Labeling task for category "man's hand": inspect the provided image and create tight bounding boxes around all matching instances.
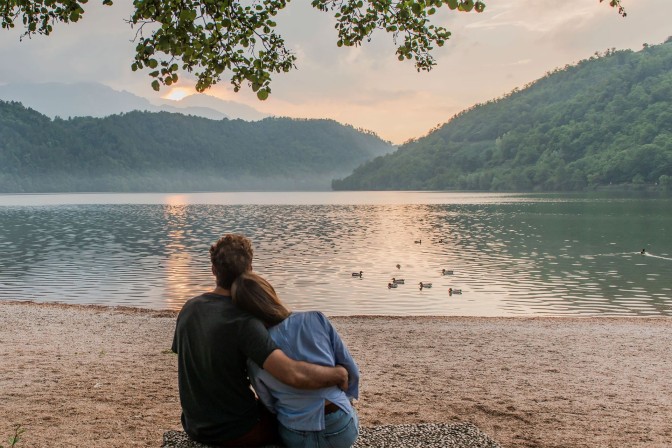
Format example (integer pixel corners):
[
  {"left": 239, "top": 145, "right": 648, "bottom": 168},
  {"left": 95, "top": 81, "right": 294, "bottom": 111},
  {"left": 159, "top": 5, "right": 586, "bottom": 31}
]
[{"left": 335, "top": 365, "right": 349, "bottom": 391}]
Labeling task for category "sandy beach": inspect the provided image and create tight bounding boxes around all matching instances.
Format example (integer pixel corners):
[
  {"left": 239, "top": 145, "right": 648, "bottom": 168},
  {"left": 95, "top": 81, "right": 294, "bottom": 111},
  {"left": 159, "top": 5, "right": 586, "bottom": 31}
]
[{"left": 1, "top": 300, "right": 670, "bottom": 448}]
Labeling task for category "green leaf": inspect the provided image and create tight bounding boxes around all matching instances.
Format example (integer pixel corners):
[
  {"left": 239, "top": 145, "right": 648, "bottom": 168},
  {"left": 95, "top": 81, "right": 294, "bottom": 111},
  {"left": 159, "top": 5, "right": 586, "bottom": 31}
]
[
  {"left": 256, "top": 89, "right": 269, "bottom": 100},
  {"left": 179, "top": 10, "right": 193, "bottom": 22},
  {"left": 151, "top": 80, "right": 160, "bottom": 91}
]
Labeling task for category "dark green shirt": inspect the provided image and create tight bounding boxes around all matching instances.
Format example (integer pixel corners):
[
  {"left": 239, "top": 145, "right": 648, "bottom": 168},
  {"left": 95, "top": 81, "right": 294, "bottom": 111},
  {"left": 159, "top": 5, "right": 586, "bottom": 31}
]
[{"left": 171, "top": 293, "right": 277, "bottom": 443}]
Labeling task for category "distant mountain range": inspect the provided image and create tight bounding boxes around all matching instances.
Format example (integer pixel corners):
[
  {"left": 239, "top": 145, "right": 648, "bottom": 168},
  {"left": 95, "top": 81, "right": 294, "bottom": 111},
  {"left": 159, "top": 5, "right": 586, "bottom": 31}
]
[
  {"left": 0, "top": 82, "right": 268, "bottom": 121},
  {"left": 0, "top": 101, "right": 394, "bottom": 192}
]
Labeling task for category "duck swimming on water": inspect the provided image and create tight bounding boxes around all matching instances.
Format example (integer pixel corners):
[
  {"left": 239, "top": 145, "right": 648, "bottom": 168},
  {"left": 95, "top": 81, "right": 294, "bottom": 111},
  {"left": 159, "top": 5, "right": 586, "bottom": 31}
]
[
  {"left": 442, "top": 269, "right": 454, "bottom": 275},
  {"left": 449, "top": 288, "right": 462, "bottom": 295},
  {"left": 419, "top": 282, "right": 432, "bottom": 290},
  {"left": 391, "top": 278, "right": 405, "bottom": 284},
  {"left": 388, "top": 282, "right": 398, "bottom": 289},
  {"left": 640, "top": 248, "right": 646, "bottom": 255},
  {"left": 352, "top": 271, "right": 363, "bottom": 277}
]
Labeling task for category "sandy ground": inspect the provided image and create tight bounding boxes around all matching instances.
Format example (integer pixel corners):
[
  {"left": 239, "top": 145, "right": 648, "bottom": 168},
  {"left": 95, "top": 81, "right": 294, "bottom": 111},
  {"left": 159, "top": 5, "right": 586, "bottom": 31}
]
[{"left": 1, "top": 301, "right": 671, "bottom": 448}]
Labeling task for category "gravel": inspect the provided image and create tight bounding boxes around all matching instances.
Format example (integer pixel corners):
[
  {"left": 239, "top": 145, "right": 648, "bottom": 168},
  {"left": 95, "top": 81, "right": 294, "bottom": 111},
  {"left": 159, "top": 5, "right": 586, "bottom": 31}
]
[{"left": 162, "top": 422, "right": 502, "bottom": 448}]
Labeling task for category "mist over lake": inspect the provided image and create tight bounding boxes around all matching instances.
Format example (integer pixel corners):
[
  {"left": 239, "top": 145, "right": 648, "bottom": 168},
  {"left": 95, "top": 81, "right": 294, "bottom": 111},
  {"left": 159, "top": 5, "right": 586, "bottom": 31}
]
[{"left": 1, "top": 191, "right": 670, "bottom": 316}]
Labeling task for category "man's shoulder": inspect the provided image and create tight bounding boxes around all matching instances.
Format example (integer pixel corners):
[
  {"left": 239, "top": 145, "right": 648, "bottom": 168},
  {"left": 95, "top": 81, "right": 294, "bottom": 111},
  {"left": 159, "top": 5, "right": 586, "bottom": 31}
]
[
  {"left": 181, "top": 293, "right": 233, "bottom": 310},
  {"left": 177, "top": 294, "right": 262, "bottom": 339},
  {"left": 177, "top": 293, "right": 241, "bottom": 323},
  {"left": 181, "top": 294, "right": 204, "bottom": 308}
]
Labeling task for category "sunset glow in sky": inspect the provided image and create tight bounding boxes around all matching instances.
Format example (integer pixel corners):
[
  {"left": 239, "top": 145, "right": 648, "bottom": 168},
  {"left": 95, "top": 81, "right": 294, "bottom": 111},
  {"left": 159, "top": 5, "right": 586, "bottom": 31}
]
[
  {"left": 162, "top": 87, "right": 193, "bottom": 102},
  {"left": 1, "top": 0, "right": 671, "bottom": 144}
]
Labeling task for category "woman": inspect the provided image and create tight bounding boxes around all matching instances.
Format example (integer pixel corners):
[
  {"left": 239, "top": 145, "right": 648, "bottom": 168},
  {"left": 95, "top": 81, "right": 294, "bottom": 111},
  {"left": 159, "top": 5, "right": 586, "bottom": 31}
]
[{"left": 231, "top": 272, "right": 360, "bottom": 448}]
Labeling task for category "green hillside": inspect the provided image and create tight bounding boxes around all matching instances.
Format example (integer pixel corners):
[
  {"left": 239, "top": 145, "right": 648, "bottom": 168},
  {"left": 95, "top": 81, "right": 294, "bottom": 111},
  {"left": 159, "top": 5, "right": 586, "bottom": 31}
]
[
  {"left": 0, "top": 105, "right": 393, "bottom": 192},
  {"left": 333, "top": 38, "right": 672, "bottom": 192}
]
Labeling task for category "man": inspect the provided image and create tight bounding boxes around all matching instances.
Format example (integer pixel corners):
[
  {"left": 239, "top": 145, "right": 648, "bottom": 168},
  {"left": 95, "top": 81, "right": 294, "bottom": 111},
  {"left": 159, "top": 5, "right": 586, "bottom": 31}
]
[{"left": 172, "top": 234, "right": 347, "bottom": 446}]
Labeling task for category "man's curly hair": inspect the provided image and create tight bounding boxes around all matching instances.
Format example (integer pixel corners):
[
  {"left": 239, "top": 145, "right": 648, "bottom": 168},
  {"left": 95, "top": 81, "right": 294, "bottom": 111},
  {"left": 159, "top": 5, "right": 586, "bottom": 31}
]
[{"left": 210, "top": 234, "right": 254, "bottom": 289}]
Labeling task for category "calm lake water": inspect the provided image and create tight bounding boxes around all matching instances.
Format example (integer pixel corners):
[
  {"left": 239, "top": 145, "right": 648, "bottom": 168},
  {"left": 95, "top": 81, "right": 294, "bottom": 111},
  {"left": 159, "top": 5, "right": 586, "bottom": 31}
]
[{"left": 1, "top": 191, "right": 670, "bottom": 316}]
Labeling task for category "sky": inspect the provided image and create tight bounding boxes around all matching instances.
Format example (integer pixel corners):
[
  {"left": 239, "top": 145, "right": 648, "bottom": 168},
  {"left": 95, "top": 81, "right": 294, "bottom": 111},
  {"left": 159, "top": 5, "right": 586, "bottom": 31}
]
[{"left": 1, "top": 0, "right": 671, "bottom": 144}]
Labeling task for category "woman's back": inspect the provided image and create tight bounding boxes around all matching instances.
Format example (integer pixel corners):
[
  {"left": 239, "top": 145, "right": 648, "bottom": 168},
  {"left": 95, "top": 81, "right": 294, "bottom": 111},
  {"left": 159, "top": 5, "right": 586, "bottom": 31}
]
[
  {"left": 232, "top": 272, "right": 360, "bottom": 447},
  {"left": 247, "top": 311, "right": 359, "bottom": 432}
]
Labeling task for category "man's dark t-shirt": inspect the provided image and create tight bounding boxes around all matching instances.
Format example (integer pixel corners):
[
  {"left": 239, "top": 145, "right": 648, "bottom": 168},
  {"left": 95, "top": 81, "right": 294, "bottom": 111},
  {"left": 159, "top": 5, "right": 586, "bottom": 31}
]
[{"left": 171, "top": 293, "right": 277, "bottom": 444}]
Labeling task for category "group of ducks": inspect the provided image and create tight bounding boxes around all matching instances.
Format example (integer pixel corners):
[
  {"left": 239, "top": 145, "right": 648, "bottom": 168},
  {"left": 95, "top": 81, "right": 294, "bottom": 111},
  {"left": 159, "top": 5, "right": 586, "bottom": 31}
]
[{"left": 352, "top": 264, "right": 462, "bottom": 295}]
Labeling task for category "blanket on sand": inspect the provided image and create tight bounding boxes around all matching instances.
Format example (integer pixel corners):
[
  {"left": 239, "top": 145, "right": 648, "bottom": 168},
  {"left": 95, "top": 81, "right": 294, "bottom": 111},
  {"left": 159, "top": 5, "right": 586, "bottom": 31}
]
[{"left": 162, "top": 422, "right": 502, "bottom": 448}]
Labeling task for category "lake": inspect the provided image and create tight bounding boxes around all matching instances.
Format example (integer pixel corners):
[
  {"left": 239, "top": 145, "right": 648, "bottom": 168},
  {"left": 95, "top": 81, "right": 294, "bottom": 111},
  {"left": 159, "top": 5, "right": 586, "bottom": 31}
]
[{"left": 1, "top": 191, "right": 670, "bottom": 316}]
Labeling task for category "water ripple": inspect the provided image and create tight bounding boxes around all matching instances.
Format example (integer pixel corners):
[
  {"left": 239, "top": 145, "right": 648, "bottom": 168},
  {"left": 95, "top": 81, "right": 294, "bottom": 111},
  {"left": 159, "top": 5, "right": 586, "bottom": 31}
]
[{"left": 1, "top": 194, "right": 671, "bottom": 316}]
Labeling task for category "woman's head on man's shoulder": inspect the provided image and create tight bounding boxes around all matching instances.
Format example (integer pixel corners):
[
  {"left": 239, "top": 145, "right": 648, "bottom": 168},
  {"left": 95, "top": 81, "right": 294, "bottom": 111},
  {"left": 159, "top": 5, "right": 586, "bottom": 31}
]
[{"left": 232, "top": 271, "right": 291, "bottom": 326}]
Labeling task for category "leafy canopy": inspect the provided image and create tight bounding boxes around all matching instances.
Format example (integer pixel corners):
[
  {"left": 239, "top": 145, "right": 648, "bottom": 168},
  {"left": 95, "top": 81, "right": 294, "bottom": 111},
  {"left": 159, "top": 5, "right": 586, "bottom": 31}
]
[{"left": 1, "top": 0, "right": 625, "bottom": 100}]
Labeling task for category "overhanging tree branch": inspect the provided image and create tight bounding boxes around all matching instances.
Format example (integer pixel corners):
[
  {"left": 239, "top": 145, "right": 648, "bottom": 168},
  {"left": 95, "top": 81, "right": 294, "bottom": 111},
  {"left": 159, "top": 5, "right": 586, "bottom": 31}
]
[{"left": 0, "top": 0, "right": 627, "bottom": 99}]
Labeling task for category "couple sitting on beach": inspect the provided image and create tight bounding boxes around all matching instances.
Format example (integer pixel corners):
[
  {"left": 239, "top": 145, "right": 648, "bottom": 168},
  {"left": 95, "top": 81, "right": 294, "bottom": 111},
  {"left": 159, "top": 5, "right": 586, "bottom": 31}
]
[{"left": 171, "top": 234, "right": 360, "bottom": 447}]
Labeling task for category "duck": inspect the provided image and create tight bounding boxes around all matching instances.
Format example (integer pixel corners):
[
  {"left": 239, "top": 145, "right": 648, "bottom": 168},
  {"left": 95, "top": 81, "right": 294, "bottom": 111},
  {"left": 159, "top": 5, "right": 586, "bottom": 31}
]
[
  {"left": 414, "top": 239, "right": 422, "bottom": 244},
  {"left": 396, "top": 264, "right": 401, "bottom": 270},
  {"left": 388, "top": 282, "right": 398, "bottom": 289},
  {"left": 419, "top": 282, "right": 432, "bottom": 290},
  {"left": 438, "top": 239, "right": 444, "bottom": 243},
  {"left": 640, "top": 248, "right": 646, "bottom": 255},
  {"left": 442, "top": 269, "right": 454, "bottom": 275},
  {"left": 352, "top": 271, "right": 363, "bottom": 277},
  {"left": 391, "top": 277, "right": 405, "bottom": 284},
  {"left": 448, "top": 288, "right": 462, "bottom": 295}
]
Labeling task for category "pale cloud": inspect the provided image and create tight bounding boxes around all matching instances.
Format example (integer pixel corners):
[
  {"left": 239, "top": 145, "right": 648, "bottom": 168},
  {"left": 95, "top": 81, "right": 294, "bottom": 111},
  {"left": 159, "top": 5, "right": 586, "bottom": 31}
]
[{"left": 507, "top": 59, "right": 532, "bottom": 67}]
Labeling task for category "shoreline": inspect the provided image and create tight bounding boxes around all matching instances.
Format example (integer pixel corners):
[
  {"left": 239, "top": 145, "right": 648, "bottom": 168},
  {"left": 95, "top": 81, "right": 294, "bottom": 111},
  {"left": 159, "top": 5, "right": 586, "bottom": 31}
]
[
  {"left": 2, "top": 300, "right": 671, "bottom": 447},
  {"left": 4, "top": 298, "right": 672, "bottom": 320}
]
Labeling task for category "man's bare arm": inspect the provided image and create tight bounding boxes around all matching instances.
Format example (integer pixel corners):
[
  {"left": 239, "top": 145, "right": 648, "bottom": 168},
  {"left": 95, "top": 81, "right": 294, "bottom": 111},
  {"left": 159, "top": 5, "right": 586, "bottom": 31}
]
[{"left": 263, "top": 349, "right": 348, "bottom": 390}]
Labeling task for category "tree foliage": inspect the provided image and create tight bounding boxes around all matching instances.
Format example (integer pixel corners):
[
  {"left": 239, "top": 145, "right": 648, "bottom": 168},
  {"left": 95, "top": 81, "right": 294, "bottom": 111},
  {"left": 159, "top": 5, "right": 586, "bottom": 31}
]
[
  {"left": 0, "top": 0, "right": 624, "bottom": 98},
  {"left": 332, "top": 39, "right": 672, "bottom": 192}
]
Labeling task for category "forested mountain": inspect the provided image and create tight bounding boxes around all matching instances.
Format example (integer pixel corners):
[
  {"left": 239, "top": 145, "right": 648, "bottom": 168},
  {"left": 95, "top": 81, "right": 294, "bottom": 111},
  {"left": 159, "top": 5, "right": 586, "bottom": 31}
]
[
  {"left": 333, "top": 38, "right": 672, "bottom": 192},
  {"left": 0, "top": 104, "right": 393, "bottom": 192}
]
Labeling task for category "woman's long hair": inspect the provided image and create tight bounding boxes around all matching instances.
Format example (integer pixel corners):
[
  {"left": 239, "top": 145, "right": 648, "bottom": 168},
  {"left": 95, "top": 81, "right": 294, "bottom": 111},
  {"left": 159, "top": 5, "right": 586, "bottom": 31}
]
[{"left": 232, "top": 272, "right": 291, "bottom": 326}]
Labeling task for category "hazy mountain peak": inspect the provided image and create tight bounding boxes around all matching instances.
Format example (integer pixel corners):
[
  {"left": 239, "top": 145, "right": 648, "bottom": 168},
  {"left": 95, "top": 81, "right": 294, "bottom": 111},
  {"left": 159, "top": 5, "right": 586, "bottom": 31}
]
[
  {"left": 0, "top": 82, "right": 267, "bottom": 122},
  {"left": 0, "top": 82, "right": 154, "bottom": 118},
  {"left": 156, "top": 92, "right": 268, "bottom": 121}
]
